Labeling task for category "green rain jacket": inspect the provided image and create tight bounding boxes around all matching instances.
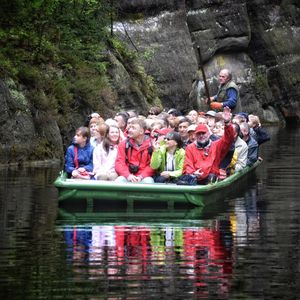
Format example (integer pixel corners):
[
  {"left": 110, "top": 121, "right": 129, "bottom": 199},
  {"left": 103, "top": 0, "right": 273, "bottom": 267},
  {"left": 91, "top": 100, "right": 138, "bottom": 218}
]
[{"left": 150, "top": 145, "right": 185, "bottom": 178}]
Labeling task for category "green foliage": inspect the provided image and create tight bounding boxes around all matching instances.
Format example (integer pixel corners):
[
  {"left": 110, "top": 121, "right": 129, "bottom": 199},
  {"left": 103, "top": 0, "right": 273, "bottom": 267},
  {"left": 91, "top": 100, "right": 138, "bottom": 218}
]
[
  {"left": 17, "top": 64, "right": 42, "bottom": 87},
  {"left": 30, "top": 138, "right": 59, "bottom": 160},
  {"left": 107, "top": 38, "right": 160, "bottom": 105},
  {"left": 0, "top": 53, "right": 18, "bottom": 77},
  {"left": 141, "top": 48, "right": 155, "bottom": 61},
  {"left": 0, "top": 0, "right": 113, "bottom": 111},
  {"left": 0, "top": 0, "right": 160, "bottom": 114},
  {"left": 0, "top": 0, "right": 161, "bottom": 161},
  {"left": 0, "top": 0, "right": 112, "bottom": 64},
  {"left": 134, "top": 64, "right": 160, "bottom": 104}
]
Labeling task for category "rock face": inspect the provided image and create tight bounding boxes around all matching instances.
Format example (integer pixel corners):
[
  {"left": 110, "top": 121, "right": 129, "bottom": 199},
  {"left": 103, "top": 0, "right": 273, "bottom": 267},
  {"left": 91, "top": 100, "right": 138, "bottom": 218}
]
[
  {"left": 0, "top": 0, "right": 299, "bottom": 164},
  {"left": 114, "top": 7, "right": 197, "bottom": 111},
  {"left": 246, "top": 0, "right": 300, "bottom": 120},
  {"left": 187, "top": 0, "right": 251, "bottom": 61},
  {"left": 115, "top": 0, "right": 300, "bottom": 120},
  {"left": 0, "top": 79, "right": 63, "bottom": 164}
]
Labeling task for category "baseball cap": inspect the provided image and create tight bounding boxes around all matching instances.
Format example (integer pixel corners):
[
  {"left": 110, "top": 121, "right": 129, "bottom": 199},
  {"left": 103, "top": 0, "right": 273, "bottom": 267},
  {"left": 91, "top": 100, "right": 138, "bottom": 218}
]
[
  {"left": 153, "top": 128, "right": 172, "bottom": 135},
  {"left": 195, "top": 124, "right": 209, "bottom": 134},
  {"left": 236, "top": 112, "right": 249, "bottom": 122},
  {"left": 187, "top": 124, "right": 197, "bottom": 132},
  {"left": 205, "top": 110, "right": 217, "bottom": 117}
]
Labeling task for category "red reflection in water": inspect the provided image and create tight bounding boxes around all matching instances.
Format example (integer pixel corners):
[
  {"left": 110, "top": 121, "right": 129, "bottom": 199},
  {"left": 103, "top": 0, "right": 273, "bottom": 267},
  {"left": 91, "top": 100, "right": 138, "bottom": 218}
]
[
  {"left": 64, "top": 221, "right": 233, "bottom": 296},
  {"left": 182, "top": 226, "right": 232, "bottom": 297}
]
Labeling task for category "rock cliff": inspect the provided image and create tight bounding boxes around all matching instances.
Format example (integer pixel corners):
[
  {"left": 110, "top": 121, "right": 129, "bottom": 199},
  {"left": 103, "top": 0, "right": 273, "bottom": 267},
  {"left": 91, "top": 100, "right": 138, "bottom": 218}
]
[
  {"left": 115, "top": 0, "right": 300, "bottom": 121},
  {"left": 1, "top": 0, "right": 299, "bottom": 164}
]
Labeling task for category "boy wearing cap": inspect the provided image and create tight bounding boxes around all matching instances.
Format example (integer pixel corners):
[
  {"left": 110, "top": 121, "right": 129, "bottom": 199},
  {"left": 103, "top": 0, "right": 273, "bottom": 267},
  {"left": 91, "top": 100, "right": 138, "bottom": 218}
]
[
  {"left": 178, "top": 107, "right": 235, "bottom": 185},
  {"left": 187, "top": 124, "right": 197, "bottom": 143}
]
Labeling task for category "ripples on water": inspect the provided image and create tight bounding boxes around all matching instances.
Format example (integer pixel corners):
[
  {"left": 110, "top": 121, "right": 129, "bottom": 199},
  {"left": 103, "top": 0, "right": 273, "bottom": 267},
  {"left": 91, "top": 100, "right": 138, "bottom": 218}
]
[{"left": 0, "top": 126, "right": 300, "bottom": 299}]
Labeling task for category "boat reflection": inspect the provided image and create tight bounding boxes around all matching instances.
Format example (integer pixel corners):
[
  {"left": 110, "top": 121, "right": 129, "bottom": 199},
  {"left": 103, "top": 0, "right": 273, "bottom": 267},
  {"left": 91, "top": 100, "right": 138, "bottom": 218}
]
[
  {"left": 230, "top": 186, "right": 262, "bottom": 246},
  {"left": 56, "top": 183, "right": 262, "bottom": 298},
  {"left": 56, "top": 186, "right": 234, "bottom": 226},
  {"left": 61, "top": 221, "right": 233, "bottom": 297}
]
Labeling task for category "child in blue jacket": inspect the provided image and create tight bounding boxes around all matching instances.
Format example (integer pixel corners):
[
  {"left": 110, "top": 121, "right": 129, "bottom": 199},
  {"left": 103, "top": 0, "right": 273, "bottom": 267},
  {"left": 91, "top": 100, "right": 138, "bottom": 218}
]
[{"left": 65, "top": 127, "right": 94, "bottom": 179}]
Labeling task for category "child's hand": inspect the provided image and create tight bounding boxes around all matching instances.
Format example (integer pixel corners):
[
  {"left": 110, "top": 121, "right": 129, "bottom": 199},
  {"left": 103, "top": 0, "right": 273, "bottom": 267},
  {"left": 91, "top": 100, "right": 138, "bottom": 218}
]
[{"left": 152, "top": 140, "right": 160, "bottom": 150}]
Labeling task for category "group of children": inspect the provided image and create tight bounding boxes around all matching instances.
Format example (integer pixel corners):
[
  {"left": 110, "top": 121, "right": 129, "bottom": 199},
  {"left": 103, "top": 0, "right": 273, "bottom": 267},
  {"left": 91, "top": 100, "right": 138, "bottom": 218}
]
[{"left": 64, "top": 106, "right": 270, "bottom": 184}]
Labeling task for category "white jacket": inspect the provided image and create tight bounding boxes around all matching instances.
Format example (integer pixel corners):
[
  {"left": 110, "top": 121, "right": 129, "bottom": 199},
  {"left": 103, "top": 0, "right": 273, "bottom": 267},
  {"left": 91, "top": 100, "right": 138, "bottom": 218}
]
[
  {"left": 234, "top": 136, "right": 248, "bottom": 171},
  {"left": 93, "top": 142, "right": 118, "bottom": 174}
]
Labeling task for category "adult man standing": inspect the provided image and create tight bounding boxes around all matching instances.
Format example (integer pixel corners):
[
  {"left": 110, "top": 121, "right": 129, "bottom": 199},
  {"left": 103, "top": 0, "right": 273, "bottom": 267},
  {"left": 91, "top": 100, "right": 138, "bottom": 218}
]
[
  {"left": 178, "top": 107, "right": 235, "bottom": 185},
  {"left": 115, "top": 118, "right": 154, "bottom": 183},
  {"left": 209, "top": 69, "right": 241, "bottom": 112}
]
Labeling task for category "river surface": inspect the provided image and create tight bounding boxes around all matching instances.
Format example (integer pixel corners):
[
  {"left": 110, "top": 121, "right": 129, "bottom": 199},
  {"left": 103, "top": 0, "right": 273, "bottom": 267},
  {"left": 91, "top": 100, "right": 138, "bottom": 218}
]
[{"left": 0, "top": 125, "right": 300, "bottom": 299}]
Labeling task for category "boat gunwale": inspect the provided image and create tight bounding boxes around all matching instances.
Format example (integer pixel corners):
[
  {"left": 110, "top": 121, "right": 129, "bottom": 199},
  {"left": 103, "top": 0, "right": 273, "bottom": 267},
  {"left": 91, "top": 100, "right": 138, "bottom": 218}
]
[{"left": 54, "top": 159, "right": 262, "bottom": 195}]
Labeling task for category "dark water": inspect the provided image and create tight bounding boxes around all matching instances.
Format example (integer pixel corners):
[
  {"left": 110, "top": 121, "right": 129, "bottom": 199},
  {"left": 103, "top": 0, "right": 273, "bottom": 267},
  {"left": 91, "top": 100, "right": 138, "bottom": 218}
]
[{"left": 1, "top": 125, "right": 300, "bottom": 299}]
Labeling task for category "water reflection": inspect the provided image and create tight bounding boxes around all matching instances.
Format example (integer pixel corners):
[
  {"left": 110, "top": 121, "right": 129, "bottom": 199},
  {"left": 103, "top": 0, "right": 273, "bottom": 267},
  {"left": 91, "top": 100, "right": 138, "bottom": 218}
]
[
  {"left": 231, "top": 187, "right": 261, "bottom": 246},
  {"left": 60, "top": 221, "right": 234, "bottom": 298},
  {"left": 1, "top": 126, "right": 300, "bottom": 299},
  {"left": 0, "top": 160, "right": 265, "bottom": 299}
]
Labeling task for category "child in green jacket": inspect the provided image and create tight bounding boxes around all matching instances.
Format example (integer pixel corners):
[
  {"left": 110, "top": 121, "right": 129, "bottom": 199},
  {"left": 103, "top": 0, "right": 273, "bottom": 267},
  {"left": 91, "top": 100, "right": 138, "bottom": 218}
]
[{"left": 150, "top": 131, "right": 185, "bottom": 183}]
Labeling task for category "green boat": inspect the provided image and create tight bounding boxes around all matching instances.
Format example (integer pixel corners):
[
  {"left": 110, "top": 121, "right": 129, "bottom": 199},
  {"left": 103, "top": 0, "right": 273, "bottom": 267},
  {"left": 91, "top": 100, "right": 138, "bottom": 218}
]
[{"left": 54, "top": 159, "right": 262, "bottom": 207}]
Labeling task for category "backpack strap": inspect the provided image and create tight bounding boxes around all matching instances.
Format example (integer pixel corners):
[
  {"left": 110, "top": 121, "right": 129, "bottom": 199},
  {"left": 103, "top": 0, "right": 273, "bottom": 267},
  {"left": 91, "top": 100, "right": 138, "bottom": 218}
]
[
  {"left": 125, "top": 138, "right": 131, "bottom": 164},
  {"left": 73, "top": 146, "right": 79, "bottom": 169},
  {"left": 125, "top": 138, "right": 153, "bottom": 166}
]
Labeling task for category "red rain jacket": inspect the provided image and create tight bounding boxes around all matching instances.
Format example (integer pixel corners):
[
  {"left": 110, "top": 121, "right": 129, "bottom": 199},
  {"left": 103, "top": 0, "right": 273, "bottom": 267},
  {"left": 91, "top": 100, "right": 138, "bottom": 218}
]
[
  {"left": 115, "top": 137, "right": 154, "bottom": 178},
  {"left": 183, "top": 124, "right": 234, "bottom": 180}
]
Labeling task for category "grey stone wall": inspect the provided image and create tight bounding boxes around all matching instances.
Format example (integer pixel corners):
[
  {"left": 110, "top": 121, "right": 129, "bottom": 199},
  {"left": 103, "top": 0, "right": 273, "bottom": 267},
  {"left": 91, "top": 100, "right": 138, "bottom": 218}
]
[
  {"left": 1, "top": 0, "right": 299, "bottom": 164},
  {"left": 116, "top": 0, "right": 300, "bottom": 121},
  {"left": 0, "top": 79, "right": 63, "bottom": 164}
]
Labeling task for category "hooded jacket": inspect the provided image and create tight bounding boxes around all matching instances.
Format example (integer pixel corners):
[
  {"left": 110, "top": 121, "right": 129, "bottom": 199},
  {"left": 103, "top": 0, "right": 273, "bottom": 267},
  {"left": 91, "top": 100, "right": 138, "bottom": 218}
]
[
  {"left": 115, "top": 137, "right": 154, "bottom": 178},
  {"left": 150, "top": 145, "right": 185, "bottom": 178},
  {"left": 64, "top": 142, "right": 94, "bottom": 175}
]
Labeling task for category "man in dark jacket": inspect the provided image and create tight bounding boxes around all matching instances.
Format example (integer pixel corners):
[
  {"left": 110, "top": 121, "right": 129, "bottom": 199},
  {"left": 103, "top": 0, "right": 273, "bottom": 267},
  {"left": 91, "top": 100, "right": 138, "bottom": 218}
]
[{"left": 240, "top": 122, "right": 258, "bottom": 166}]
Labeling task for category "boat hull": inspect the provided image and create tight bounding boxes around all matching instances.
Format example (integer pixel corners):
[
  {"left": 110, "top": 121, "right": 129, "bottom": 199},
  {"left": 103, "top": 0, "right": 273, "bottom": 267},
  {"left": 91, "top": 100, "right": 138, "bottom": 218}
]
[{"left": 54, "top": 159, "right": 262, "bottom": 207}]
